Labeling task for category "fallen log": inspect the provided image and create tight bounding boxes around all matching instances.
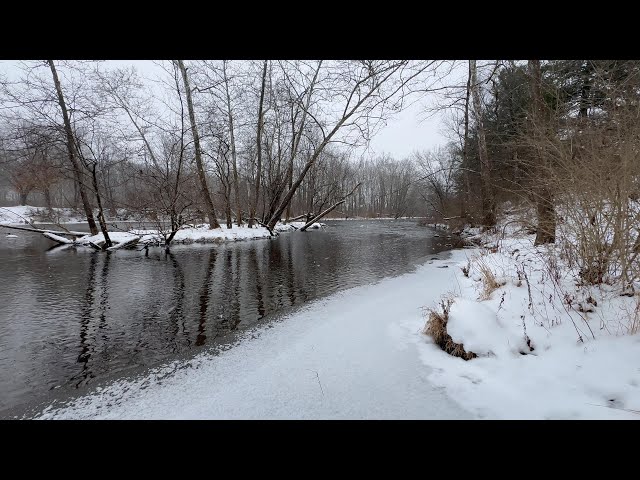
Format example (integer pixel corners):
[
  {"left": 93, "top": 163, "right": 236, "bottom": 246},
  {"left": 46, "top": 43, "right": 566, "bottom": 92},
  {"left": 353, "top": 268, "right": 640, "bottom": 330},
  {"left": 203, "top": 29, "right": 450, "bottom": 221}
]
[
  {"left": 42, "top": 232, "right": 74, "bottom": 244},
  {"left": 0, "top": 223, "right": 86, "bottom": 237},
  {"left": 106, "top": 236, "right": 140, "bottom": 251},
  {"left": 87, "top": 242, "right": 102, "bottom": 251},
  {"left": 300, "top": 182, "right": 361, "bottom": 232},
  {"left": 249, "top": 218, "right": 276, "bottom": 236},
  {"left": 286, "top": 213, "right": 309, "bottom": 223}
]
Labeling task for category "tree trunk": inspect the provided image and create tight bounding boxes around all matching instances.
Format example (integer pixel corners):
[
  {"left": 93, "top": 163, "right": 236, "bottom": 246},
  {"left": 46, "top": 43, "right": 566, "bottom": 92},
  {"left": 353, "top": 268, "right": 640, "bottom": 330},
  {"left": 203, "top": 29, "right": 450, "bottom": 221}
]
[
  {"left": 300, "top": 183, "right": 361, "bottom": 232},
  {"left": 225, "top": 189, "right": 233, "bottom": 229},
  {"left": 223, "top": 61, "right": 242, "bottom": 227},
  {"left": 469, "top": 60, "right": 496, "bottom": 229},
  {"left": 266, "top": 62, "right": 323, "bottom": 231},
  {"left": 579, "top": 62, "right": 591, "bottom": 119},
  {"left": 47, "top": 60, "right": 99, "bottom": 235},
  {"left": 73, "top": 180, "right": 79, "bottom": 209},
  {"left": 91, "top": 163, "right": 112, "bottom": 248},
  {"left": 529, "top": 59, "right": 556, "bottom": 245},
  {"left": 249, "top": 61, "right": 268, "bottom": 229},
  {"left": 19, "top": 192, "right": 28, "bottom": 206},
  {"left": 461, "top": 61, "right": 472, "bottom": 221},
  {"left": 43, "top": 187, "right": 52, "bottom": 212},
  {"left": 285, "top": 157, "right": 293, "bottom": 222},
  {"left": 176, "top": 60, "right": 220, "bottom": 229}
]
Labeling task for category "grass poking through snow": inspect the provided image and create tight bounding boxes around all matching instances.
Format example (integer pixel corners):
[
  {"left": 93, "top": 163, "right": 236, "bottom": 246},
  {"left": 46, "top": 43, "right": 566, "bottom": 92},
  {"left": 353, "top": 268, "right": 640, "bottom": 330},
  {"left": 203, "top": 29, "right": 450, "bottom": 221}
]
[{"left": 423, "top": 298, "right": 477, "bottom": 361}]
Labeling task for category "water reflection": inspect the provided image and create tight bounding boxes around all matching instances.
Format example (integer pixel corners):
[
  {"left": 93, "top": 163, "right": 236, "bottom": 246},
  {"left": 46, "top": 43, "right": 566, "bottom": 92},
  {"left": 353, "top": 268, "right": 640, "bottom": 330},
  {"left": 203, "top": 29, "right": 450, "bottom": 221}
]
[
  {"left": 0, "top": 220, "right": 463, "bottom": 414},
  {"left": 196, "top": 249, "right": 217, "bottom": 346}
]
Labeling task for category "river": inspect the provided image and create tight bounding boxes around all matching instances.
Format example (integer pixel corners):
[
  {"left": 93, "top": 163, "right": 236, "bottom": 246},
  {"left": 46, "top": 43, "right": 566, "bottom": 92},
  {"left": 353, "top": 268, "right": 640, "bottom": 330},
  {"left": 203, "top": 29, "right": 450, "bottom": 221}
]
[{"left": 0, "top": 219, "right": 460, "bottom": 416}]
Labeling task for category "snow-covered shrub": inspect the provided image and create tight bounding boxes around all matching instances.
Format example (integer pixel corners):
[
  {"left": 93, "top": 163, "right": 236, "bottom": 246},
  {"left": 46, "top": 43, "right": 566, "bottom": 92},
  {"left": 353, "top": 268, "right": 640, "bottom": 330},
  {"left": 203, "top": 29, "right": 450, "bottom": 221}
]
[
  {"left": 423, "top": 298, "right": 477, "bottom": 360},
  {"left": 542, "top": 118, "right": 640, "bottom": 290}
]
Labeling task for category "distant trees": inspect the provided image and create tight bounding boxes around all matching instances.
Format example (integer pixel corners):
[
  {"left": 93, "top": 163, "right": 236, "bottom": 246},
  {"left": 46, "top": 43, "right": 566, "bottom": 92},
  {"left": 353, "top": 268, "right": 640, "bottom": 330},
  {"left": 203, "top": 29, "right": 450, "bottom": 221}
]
[
  {"left": 5, "top": 127, "right": 62, "bottom": 207},
  {"left": 176, "top": 60, "right": 220, "bottom": 230},
  {"left": 425, "top": 59, "right": 640, "bottom": 288},
  {"left": 6, "top": 58, "right": 635, "bottom": 260}
]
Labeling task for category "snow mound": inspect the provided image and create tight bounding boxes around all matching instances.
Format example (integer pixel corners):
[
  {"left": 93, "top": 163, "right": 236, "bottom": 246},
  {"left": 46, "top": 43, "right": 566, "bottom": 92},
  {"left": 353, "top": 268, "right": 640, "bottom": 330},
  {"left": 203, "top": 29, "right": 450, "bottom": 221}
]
[{"left": 447, "top": 298, "right": 528, "bottom": 357}]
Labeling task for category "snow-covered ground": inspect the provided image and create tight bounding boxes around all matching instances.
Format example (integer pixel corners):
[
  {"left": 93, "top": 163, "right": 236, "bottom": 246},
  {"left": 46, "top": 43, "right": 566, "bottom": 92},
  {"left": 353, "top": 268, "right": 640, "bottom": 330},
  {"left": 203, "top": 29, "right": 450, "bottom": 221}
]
[
  {"left": 13, "top": 202, "right": 639, "bottom": 419},
  {"left": 32, "top": 221, "right": 639, "bottom": 419},
  {"left": 34, "top": 252, "right": 472, "bottom": 419},
  {"left": 76, "top": 221, "right": 325, "bottom": 247},
  {"left": 415, "top": 222, "right": 640, "bottom": 419},
  {"left": 0, "top": 205, "right": 88, "bottom": 224},
  {"left": 1, "top": 204, "right": 325, "bottom": 246}
]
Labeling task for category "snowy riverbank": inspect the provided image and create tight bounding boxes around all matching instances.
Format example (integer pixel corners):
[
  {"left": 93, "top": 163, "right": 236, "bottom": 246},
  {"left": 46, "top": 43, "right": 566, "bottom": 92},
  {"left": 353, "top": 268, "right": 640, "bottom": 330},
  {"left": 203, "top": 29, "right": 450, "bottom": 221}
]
[
  {"left": 75, "top": 222, "right": 322, "bottom": 247},
  {"left": 1, "top": 205, "right": 325, "bottom": 247},
  {"left": 416, "top": 219, "right": 640, "bottom": 419},
  {"left": 33, "top": 251, "right": 472, "bottom": 420},
  {"left": 18, "top": 208, "right": 640, "bottom": 419},
  {"left": 0, "top": 205, "right": 90, "bottom": 224}
]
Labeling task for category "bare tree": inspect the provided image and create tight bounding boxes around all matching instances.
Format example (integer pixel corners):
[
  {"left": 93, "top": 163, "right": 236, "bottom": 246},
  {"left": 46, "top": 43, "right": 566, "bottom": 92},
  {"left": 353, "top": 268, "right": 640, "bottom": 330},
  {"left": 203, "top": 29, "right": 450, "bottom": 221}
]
[
  {"left": 266, "top": 60, "right": 431, "bottom": 231},
  {"left": 176, "top": 60, "right": 220, "bottom": 229},
  {"left": 48, "top": 60, "right": 99, "bottom": 234},
  {"left": 528, "top": 59, "right": 556, "bottom": 245},
  {"left": 248, "top": 60, "right": 268, "bottom": 228},
  {"left": 221, "top": 61, "right": 242, "bottom": 226},
  {"left": 469, "top": 60, "right": 496, "bottom": 228}
]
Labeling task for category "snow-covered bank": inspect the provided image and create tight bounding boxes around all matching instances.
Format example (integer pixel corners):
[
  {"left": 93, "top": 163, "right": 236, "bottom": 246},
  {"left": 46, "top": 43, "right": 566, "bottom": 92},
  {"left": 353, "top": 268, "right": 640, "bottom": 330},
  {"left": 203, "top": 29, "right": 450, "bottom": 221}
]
[
  {"left": 323, "top": 216, "right": 425, "bottom": 221},
  {"left": 78, "top": 221, "right": 325, "bottom": 247},
  {"left": 34, "top": 252, "right": 471, "bottom": 420},
  {"left": 1, "top": 206, "right": 326, "bottom": 247},
  {"left": 0, "top": 205, "right": 88, "bottom": 224},
  {"left": 416, "top": 220, "right": 640, "bottom": 419}
]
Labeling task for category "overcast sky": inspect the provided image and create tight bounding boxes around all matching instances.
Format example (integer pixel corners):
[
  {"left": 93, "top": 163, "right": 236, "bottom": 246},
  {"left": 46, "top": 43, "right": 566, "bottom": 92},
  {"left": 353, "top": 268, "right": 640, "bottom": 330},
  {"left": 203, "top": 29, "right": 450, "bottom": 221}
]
[{"left": 1, "top": 60, "right": 452, "bottom": 159}]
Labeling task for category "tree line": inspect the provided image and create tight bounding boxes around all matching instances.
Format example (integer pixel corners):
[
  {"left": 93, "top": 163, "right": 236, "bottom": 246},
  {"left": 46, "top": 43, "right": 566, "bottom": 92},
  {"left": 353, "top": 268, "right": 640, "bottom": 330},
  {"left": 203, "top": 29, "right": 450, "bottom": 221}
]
[
  {"left": 2, "top": 59, "right": 638, "bottom": 285},
  {"left": 0, "top": 60, "right": 451, "bottom": 247},
  {"left": 442, "top": 60, "right": 640, "bottom": 289}
]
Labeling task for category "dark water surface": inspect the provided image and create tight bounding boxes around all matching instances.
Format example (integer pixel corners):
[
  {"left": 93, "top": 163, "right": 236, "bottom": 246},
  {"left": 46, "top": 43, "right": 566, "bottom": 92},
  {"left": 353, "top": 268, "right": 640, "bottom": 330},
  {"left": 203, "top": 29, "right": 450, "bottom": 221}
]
[{"left": 0, "top": 220, "right": 459, "bottom": 415}]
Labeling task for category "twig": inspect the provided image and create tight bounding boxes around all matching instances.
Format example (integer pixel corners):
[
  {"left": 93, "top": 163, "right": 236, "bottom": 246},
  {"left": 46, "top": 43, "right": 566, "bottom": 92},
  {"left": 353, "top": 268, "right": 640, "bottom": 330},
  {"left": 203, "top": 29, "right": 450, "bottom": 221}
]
[
  {"left": 307, "top": 369, "right": 324, "bottom": 397},
  {"left": 586, "top": 403, "right": 640, "bottom": 416}
]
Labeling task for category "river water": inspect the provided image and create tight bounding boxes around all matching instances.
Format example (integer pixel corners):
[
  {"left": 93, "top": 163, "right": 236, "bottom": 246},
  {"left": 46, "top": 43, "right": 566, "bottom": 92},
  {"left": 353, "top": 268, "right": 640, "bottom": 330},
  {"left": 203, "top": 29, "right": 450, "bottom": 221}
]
[{"left": 0, "top": 219, "right": 460, "bottom": 416}]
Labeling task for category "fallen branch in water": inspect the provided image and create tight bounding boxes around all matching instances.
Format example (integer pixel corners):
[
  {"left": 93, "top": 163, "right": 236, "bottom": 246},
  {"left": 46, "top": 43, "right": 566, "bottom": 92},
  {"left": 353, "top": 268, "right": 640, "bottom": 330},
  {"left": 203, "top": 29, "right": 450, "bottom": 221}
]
[
  {"left": 286, "top": 213, "right": 309, "bottom": 223},
  {"left": 300, "top": 182, "right": 361, "bottom": 232},
  {"left": 249, "top": 218, "right": 276, "bottom": 236},
  {"left": 42, "top": 232, "right": 74, "bottom": 244},
  {"left": 106, "top": 237, "right": 140, "bottom": 251},
  {"left": 0, "top": 223, "right": 86, "bottom": 237}
]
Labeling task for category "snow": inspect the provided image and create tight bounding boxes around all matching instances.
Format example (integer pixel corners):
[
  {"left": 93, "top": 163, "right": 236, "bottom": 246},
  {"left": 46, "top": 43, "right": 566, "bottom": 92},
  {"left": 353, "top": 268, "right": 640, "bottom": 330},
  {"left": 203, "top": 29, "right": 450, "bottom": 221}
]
[
  {"left": 0, "top": 205, "right": 86, "bottom": 224},
  {"left": 0, "top": 206, "right": 327, "bottom": 243},
  {"left": 41, "top": 232, "right": 73, "bottom": 244},
  {"left": 34, "top": 252, "right": 472, "bottom": 420},
  {"left": 82, "top": 222, "right": 326, "bottom": 246},
  {"left": 446, "top": 298, "right": 527, "bottom": 357},
  {"left": 80, "top": 231, "right": 141, "bottom": 245},
  {"left": 413, "top": 220, "right": 640, "bottom": 420},
  {"left": 18, "top": 208, "right": 640, "bottom": 419}
]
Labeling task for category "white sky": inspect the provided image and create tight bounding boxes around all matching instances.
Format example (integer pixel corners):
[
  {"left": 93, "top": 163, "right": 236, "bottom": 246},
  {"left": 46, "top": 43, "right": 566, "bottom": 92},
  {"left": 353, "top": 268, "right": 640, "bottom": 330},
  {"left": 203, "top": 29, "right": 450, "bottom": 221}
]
[
  {"left": 1, "top": 60, "right": 451, "bottom": 159},
  {"left": 363, "top": 100, "right": 448, "bottom": 159}
]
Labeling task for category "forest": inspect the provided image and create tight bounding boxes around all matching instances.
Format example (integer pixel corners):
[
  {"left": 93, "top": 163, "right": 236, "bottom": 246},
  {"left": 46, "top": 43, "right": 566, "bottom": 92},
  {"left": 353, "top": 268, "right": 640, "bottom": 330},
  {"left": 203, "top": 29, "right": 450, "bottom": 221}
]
[{"left": 1, "top": 59, "right": 638, "bottom": 289}]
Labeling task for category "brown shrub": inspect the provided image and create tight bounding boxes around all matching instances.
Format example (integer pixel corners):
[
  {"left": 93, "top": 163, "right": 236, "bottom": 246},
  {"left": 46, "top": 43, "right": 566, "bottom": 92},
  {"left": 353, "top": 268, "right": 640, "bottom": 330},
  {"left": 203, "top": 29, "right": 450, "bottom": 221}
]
[
  {"left": 423, "top": 298, "right": 477, "bottom": 361},
  {"left": 475, "top": 257, "right": 506, "bottom": 300}
]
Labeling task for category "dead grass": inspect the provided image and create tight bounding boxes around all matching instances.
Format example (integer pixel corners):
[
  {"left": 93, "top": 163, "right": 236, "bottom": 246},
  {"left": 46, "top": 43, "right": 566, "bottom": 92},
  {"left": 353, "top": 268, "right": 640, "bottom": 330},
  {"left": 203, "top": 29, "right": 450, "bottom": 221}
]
[
  {"left": 461, "top": 260, "right": 470, "bottom": 277},
  {"left": 632, "top": 296, "right": 640, "bottom": 335},
  {"left": 621, "top": 294, "right": 640, "bottom": 335},
  {"left": 423, "top": 298, "right": 477, "bottom": 361},
  {"left": 475, "top": 256, "right": 506, "bottom": 300}
]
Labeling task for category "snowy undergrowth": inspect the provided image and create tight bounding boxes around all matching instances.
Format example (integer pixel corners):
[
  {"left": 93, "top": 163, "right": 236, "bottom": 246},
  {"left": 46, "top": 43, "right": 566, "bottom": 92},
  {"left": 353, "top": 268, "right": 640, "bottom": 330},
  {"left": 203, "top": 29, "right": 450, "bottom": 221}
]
[{"left": 417, "top": 216, "right": 640, "bottom": 419}]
